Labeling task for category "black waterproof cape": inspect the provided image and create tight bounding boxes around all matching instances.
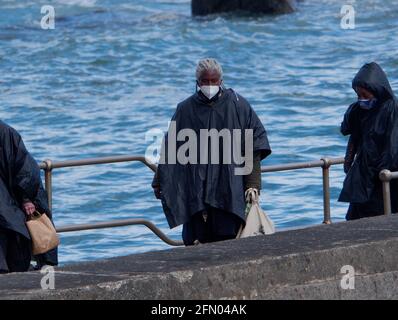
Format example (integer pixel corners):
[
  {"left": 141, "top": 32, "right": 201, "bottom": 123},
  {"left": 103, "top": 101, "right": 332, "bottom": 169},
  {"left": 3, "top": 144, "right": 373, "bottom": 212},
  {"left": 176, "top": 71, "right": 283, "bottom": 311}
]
[
  {"left": 0, "top": 121, "right": 58, "bottom": 265},
  {"left": 338, "top": 62, "right": 398, "bottom": 207},
  {"left": 158, "top": 89, "right": 271, "bottom": 228}
]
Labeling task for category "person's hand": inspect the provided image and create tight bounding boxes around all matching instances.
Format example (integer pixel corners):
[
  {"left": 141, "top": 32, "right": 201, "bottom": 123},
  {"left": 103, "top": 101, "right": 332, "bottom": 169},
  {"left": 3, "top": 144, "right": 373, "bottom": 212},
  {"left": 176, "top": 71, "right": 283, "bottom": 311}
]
[
  {"left": 23, "top": 201, "right": 36, "bottom": 216},
  {"left": 153, "top": 185, "right": 162, "bottom": 200},
  {"left": 245, "top": 188, "right": 259, "bottom": 203}
]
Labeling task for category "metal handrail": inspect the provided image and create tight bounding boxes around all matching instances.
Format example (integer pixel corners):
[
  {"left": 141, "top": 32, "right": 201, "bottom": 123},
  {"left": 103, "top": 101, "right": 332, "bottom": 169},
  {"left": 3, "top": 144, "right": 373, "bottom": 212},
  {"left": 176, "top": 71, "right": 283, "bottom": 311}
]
[
  {"left": 39, "top": 155, "right": 346, "bottom": 245},
  {"left": 37, "top": 155, "right": 185, "bottom": 246},
  {"left": 36, "top": 154, "right": 395, "bottom": 248},
  {"left": 56, "top": 218, "right": 183, "bottom": 246},
  {"left": 39, "top": 155, "right": 157, "bottom": 171},
  {"left": 379, "top": 169, "right": 398, "bottom": 215},
  {"left": 264, "top": 159, "right": 395, "bottom": 219},
  {"left": 260, "top": 157, "right": 344, "bottom": 173},
  {"left": 39, "top": 155, "right": 156, "bottom": 210},
  {"left": 262, "top": 157, "right": 345, "bottom": 224}
]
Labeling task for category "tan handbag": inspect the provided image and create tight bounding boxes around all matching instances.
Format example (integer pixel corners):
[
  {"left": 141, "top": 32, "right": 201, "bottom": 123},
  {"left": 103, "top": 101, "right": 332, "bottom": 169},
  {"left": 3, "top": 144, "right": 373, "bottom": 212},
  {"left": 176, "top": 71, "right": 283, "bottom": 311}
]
[
  {"left": 236, "top": 188, "right": 275, "bottom": 239},
  {"left": 26, "top": 211, "right": 60, "bottom": 255}
]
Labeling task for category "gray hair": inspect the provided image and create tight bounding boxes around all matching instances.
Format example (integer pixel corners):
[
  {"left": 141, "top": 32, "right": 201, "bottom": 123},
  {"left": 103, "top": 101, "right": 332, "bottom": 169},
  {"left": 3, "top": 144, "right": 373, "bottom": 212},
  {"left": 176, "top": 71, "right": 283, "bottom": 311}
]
[{"left": 196, "top": 58, "right": 223, "bottom": 81}]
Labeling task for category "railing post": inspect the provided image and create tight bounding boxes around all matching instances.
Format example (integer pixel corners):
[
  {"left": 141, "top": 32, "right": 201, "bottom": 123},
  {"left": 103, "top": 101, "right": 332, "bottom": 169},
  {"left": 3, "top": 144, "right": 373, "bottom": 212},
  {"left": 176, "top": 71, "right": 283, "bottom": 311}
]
[
  {"left": 379, "top": 169, "right": 392, "bottom": 215},
  {"left": 321, "top": 157, "right": 332, "bottom": 224},
  {"left": 43, "top": 159, "right": 53, "bottom": 212}
]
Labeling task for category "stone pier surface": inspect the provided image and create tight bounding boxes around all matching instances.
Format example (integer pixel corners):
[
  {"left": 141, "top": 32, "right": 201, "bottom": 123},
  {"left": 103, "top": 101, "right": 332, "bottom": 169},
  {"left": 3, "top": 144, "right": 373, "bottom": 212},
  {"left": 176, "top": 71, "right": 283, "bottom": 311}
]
[
  {"left": 1, "top": 215, "right": 398, "bottom": 300},
  {"left": 191, "top": 0, "right": 298, "bottom": 16}
]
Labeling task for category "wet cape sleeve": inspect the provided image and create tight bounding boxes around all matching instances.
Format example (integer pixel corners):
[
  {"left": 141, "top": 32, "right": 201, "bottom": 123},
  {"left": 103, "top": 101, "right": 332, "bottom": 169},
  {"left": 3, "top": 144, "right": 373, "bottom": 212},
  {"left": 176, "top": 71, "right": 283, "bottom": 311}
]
[
  {"left": 9, "top": 128, "right": 41, "bottom": 201},
  {"left": 377, "top": 103, "right": 398, "bottom": 171},
  {"left": 341, "top": 103, "right": 360, "bottom": 136},
  {"left": 245, "top": 103, "right": 271, "bottom": 160},
  {"left": 344, "top": 135, "right": 358, "bottom": 174},
  {"left": 243, "top": 151, "right": 262, "bottom": 191},
  {"left": 159, "top": 104, "right": 182, "bottom": 165},
  {"left": 157, "top": 104, "right": 185, "bottom": 228}
]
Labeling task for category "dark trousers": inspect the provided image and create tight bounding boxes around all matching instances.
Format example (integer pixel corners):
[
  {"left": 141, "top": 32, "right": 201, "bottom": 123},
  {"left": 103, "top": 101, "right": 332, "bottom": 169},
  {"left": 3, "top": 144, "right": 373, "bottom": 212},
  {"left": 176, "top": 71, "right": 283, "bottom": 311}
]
[
  {"left": 182, "top": 206, "right": 244, "bottom": 246},
  {"left": 346, "top": 181, "right": 398, "bottom": 220},
  {"left": 0, "top": 228, "right": 31, "bottom": 273},
  {"left": 346, "top": 202, "right": 397, "bottom": 220},
  {"left": 346, "top": 188, "right": 398, "bottom": 220}
]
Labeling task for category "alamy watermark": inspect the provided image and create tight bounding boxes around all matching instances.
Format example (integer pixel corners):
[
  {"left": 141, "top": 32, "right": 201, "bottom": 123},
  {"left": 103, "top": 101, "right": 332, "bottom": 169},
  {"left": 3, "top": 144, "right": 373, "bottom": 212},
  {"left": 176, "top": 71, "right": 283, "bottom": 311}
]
[
  {"left": 41, "top": 5, "right": 55, "bottom": 30},
  {"left": 340, "top": 265, "right": 355, "bottom": 290},
  {"left": 340, "top": 2, "right": 356, "bottom": 29},
  {"left": 145, "top": 121, "right": 254, "bottom": 175},
  {"left": 40, "top": 266, "right": 55, "bottom": 290}
]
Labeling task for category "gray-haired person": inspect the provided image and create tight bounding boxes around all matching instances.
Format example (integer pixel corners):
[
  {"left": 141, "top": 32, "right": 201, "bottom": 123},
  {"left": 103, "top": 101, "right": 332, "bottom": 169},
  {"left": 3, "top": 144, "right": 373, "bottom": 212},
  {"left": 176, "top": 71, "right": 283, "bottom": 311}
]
[{"left": 152, "top": 58, "right": 271, "bottom": 245}]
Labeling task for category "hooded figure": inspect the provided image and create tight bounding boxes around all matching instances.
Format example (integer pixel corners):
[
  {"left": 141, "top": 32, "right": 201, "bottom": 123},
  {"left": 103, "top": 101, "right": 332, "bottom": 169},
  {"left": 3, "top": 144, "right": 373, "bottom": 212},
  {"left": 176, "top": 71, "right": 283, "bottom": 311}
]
[
  {"left": 152, "top": 58, "right": 271, "bottom": 245},
  {"left": 0, "top": 121, "right": 58, "bottom": 272},
  {"left": 339, "top": 62, "right": 398, "bottom": 219}
]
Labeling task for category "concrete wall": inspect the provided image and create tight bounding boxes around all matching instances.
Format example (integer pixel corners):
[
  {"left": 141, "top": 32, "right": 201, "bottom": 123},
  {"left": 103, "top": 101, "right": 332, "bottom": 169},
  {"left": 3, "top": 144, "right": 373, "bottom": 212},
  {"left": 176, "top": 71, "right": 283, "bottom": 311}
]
[
  {"left": 191, "top": 0, "right": 297, "bottom": 16},
  {"left": 1, "top": 214, "right": 398, "bottom": 299}
]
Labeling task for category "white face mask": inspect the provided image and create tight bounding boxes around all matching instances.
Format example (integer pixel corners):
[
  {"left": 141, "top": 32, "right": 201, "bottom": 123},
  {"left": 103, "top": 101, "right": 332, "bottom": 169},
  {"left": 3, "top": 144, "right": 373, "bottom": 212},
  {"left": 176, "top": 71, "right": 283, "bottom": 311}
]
[{"left": 200, "top": 85, "right": 220, "bottom": 100}]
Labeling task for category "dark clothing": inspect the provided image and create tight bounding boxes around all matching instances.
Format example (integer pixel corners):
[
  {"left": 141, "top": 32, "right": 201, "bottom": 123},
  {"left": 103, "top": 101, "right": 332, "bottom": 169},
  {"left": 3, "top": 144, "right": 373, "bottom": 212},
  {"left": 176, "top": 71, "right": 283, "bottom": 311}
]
[
  {"left": 338, "top": 62, "right": 398, "bottom": 219},
  {"left": 0, "top": 227, "right": 32, "bottom": 273},
  {"left": 157, "top": 88, "right": 271, "bottom": 229},
  {"left": 344, "top": 135, "right": 358, "bottom": 174},
  {"left": 182, "top": 205, "right": 243, "bottom": 245},
  {"left": 152, "top": 151, "right": 262, "bottom": 192},
  {"left": 0, "top": 121, "right": 58, "bottom": 269},
  {"left": 243, "top": 151, "right": 262, "bottom": 191}
]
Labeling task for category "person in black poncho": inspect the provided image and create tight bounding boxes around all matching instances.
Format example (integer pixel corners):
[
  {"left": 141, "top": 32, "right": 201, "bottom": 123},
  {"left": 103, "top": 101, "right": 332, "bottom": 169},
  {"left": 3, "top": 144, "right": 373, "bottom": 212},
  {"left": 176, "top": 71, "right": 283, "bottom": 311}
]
[
  {"left": 0, "top": 121, "right": 58, "bottom": 273},
  {"left": 152, "top": 58, "right": 272, "bottom": 245},
  {"left": 339, "top": 62, "right": 398, "bottom": 220}
]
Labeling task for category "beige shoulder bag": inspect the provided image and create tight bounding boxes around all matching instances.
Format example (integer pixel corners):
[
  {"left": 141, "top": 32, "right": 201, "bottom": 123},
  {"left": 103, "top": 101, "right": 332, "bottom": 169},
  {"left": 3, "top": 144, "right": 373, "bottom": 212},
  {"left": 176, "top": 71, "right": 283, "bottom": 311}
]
[{"left": 26, "top": 211, "right": 60, "bottom": 255}]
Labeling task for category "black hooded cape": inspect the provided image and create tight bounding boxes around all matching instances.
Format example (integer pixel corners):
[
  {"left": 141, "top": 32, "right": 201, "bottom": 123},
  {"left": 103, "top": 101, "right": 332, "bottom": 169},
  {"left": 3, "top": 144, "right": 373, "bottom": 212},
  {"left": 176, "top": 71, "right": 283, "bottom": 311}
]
[
  {"left": 0, "top": 121, "right": 58, "bottom": 265},
  {"left": 158, "top": 89, "right": 271, "bottom": 229},
  {"left": 338, "top": 62, "right": 398, "bottom": 211}
]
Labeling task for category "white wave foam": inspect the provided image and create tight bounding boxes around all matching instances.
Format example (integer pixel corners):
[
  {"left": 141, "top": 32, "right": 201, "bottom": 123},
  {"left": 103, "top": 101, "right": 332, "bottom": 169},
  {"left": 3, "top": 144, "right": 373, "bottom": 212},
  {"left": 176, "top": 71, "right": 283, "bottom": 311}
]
[{"left": 55, "top": 0, "right": 97, "bottom": 8}]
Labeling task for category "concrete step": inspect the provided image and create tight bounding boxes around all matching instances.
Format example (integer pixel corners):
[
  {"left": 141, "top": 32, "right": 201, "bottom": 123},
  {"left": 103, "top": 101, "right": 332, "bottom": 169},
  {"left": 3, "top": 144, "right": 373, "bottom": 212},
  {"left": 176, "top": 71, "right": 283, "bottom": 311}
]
[{"left": 1, "top": 214, "right": 398, "bottom": 299}]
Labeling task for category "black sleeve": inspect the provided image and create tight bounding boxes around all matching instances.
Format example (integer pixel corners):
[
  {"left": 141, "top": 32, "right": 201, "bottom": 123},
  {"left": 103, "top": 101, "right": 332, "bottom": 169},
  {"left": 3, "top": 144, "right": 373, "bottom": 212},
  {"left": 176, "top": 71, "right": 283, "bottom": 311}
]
[
  {"left": 248, "top": 108, "right": 271, "bottom": 160},
  {"left": 377, "top": 103, "right": 398, "bottom": 171},
  {"left": 8, "top": 128, "right": 41, "bottom": 202},
  {"left": 341, "top": 102, "right": 360, "bottom": 136},
  {"left": 344, "top": 135, "right": 358, "bottom": 174},
  {"left": 152, "top": 168, "right": 160, "bottom": 188},
  {"left": 244, "top": 151, "right": 262, "bottom": 192},
  {"left": 237, "top": 94, "right": 271, "bottom": 160}
]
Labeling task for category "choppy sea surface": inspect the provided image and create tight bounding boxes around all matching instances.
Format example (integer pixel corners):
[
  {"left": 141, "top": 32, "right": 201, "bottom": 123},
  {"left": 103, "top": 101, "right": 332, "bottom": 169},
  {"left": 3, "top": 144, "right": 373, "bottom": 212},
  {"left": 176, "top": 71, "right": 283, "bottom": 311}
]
[{"left": 0, "top": 0, "right": 397, "bottom": 265}]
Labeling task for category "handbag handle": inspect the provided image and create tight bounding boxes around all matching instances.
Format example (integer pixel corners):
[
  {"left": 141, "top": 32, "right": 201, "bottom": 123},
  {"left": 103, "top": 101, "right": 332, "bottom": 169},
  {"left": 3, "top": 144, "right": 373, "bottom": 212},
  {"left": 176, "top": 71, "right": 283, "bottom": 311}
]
[
  {"left": 27, "top": 210, "right": 43, "bottom": 221},
  {"left": 245, "top": 188, "right": 259, "bottom": 204}
]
